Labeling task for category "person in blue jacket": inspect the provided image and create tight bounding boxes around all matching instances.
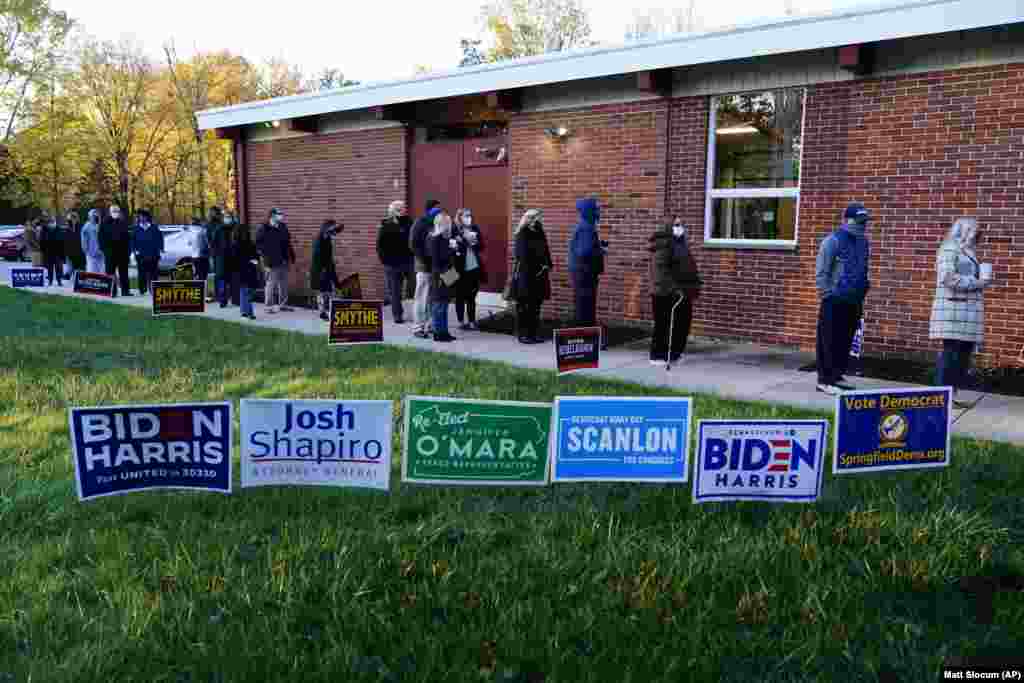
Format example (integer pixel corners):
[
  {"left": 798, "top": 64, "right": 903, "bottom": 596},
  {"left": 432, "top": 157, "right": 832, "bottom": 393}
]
[
  {"left": 568, "top": 197, "right": 608, "bottom": 345},
  {"left": 132, "top": 209, "right": 164, "bottom": 295},
  {"left": 814, "top": 202, "right": 872, "bottom": 395}
]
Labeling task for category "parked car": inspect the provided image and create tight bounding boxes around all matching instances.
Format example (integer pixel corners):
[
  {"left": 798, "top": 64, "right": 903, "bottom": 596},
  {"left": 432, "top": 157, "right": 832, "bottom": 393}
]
[
  {"left": 0, "top": 226, "right": 27, "bottom": 261},
  {"left": 130, "top": 225, "right": 200, "bottom": 272}
]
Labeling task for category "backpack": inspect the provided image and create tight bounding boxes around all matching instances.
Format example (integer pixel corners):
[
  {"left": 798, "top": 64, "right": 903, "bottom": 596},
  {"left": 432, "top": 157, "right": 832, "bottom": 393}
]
[{"left": 832, "top": 229, "right": 870, "bottom": 304}]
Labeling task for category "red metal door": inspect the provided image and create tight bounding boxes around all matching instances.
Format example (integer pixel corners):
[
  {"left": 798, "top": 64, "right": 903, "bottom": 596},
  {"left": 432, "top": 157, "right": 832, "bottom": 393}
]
[
  {"left": 462, "top": 137, "right": 509, "bottom": 293},
  {"left": 410, "top": 141, "right": 462, "bottom": 218}
]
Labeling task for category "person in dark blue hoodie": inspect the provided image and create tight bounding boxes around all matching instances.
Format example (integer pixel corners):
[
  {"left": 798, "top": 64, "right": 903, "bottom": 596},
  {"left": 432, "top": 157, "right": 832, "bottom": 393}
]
[
  {"left": 132, "top": 209, "right": 164, "bottom": 295},
  {"left": 568, "top": 197, "right": 608, "bottom": 343}
]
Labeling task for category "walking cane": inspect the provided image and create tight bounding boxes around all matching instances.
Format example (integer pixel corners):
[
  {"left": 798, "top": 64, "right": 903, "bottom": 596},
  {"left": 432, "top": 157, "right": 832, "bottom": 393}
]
[{"left": 666, "top": 292, "right": 685, "bottom": 372}]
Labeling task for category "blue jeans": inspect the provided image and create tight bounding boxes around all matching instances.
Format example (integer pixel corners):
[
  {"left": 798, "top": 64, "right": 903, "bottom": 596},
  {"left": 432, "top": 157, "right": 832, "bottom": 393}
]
[
  {"left": 936, "top": 339, "right": 975, "bottom": 391},
  {"left": 216, "top": 278, "right": 228, "bottom": 305},
  {"left": 431, "top": 301, "right": 449, "bottom": 336},
  {"left": 240, "top": 287, "right": 253, "bottom": 317}
]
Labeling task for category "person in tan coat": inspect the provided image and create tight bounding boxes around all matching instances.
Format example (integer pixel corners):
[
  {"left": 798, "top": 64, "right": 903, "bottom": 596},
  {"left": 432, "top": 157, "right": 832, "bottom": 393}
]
[{"left": 929, "top": 217, "right": 994, "bottom": 408}]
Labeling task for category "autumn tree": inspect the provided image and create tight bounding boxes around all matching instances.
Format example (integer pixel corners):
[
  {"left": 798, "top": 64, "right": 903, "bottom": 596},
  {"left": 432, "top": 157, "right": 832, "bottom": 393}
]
[
  {"left": 624, "top": 3, "right": 701, "bottom": 42},
  {"left": 255, "top": 57, "right": 305, "bottom": 98},
  {"left": 307, "top": 67, "right": 358, "bottom": 92},
  {"left": 0, "top": 0, "right": 74, "bottom": 141},
  {"left": 480, "top": 0, "right": 592, "bottom": 61}
]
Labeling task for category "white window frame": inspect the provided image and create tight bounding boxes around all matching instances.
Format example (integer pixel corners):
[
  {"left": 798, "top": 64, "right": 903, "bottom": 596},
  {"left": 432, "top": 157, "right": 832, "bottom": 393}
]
[{"left": 703, "top": 88, "right": 807, "bottom": 251}]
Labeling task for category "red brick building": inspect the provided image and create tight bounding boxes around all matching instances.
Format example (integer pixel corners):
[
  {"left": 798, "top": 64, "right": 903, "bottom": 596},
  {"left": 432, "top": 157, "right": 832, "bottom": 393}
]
[{"left": 198, "top": 0, "right": 1024, "bottom": 367}]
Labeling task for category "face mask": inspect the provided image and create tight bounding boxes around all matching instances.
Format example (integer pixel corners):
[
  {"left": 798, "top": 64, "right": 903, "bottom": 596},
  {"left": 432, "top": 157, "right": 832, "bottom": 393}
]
[
  {"left": 270, "top": 216, "right": 280, "bottom": 226},
  {"left": 111, "top": 212, "right": 120, "bottom": 219},
  {"left": 463, "top": 215, "right": 472, "bottom": 226},
  {"left": 672, "top": 224, "right": 685, "bottom": 237}
]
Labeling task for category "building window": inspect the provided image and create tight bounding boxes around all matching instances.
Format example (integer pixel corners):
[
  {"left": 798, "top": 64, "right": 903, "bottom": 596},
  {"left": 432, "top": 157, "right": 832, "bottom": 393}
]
[{"left": 704, "top": 88, "right": 805, "bottom": 245}]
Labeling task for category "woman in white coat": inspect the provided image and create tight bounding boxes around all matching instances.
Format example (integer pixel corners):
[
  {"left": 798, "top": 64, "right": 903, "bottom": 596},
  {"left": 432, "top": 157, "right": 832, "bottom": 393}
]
[{"left": 928, "top": 217, "right": 994, "bottom": 408}]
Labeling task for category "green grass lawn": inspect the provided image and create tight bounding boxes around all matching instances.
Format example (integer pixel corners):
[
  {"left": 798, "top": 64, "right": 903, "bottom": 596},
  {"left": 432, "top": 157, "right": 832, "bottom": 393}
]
[{"left": 1, "top": 287, "right": 1022, "bottom": 683}]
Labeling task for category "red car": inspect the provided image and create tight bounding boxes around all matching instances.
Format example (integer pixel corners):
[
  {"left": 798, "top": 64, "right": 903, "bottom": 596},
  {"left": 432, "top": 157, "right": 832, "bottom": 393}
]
[{"left": 0, "top": 226, "right": 28, "bottom": 261}]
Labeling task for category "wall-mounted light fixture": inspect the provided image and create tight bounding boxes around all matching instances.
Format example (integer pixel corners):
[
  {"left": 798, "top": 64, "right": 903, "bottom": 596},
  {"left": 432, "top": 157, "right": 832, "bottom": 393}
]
[
  {"left": 545, "top": 126, "right": 571, "bottom": 140},
  {"left": 271, "top": 120, "right": 281, "bottom": 128}
]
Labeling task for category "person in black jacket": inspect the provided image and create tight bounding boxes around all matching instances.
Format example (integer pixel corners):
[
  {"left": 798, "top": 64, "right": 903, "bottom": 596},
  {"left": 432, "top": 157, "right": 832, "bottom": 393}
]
[
  {"left": 210, "top": 207, "right": 237, "bottom": 308},
  {"left": 511, "top": 209, "right": 553, "bottom": 344},
  {"left": 255, "top": 208, "right": 296, "bottom": 314},
  {"left": 40, "top": 216, "right": 65, "bottom": 286},
  {"left": 409, "top": 199, "right": 442, "bottom": 338},
  {"left": 453, "top": 208, "right": 485, "bottom": 330},
  {"left": 232, "top": 224, "right": 261, "bottom": 320},
  {"left": 99, "top": 205, "right": 132, "bottom": 297},
  {"left": 311, "top": 220, "right": 344, "bottom": 321},
  {"left": 377, "top": 200, "right": 414, "bottom": 323},
  {"left": 648, "top": 217, "right": 702, "bottom": 364},
  {"left": 429, "top": 211, "right": 457, "bottom": 342},
  {"left": 64, "top": 211, "right": 85, "bottom": 280}
]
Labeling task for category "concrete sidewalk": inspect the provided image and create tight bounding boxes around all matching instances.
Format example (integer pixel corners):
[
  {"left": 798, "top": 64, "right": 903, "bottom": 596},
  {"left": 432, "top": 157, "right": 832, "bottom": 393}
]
[{"left": 6, "top": 275, "right": 1023, "bottom": 445}]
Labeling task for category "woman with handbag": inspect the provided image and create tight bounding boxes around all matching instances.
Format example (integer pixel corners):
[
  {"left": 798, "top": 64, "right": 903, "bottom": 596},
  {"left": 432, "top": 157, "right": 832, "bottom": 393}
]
[
  {"left": 429, "top": 211, "right": 459, "bottom": 342},
  {"left": 510, "top": 209, "right": 553, "bottom": 344},
  {"left": 453, "top": 208, "right": 485, "bottom": 330}
]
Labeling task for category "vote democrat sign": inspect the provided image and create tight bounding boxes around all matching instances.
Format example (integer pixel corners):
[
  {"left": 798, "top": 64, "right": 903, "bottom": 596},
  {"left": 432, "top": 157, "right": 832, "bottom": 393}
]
[
  {"left": 402, "top": 396, "right": 551, "bottom": 486},
  {"left": 68, "top": 402, "right": 232, "bottom": 501},
  {"left": 693, "top": 420, "right": 828, "bottom": 503},
  {"left": 833, "top": 387, "right": 952, "bottom": 474},
  {"left": 240, "top": 399, "right": 392, "bottom": 490},
  {"left": 551, "top": 397, "right": 692, "bottom": 482},
  {"left": 11, "top": 267, "right": 45, "bottom": 288}
]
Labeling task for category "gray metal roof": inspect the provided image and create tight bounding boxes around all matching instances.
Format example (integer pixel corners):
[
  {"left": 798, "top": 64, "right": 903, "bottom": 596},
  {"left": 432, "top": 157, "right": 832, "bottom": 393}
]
[{"left": 196, "top": 0, "right": 1022, "bottom": 131}]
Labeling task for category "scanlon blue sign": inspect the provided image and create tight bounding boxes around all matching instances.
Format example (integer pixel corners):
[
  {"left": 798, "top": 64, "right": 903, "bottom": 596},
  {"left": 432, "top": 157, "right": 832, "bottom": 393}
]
[
  {"left": 69, "top": 402, "right": 232, "bottom": 501},
  {"left": 551, "top": 396, "right": 692, "bottom": 482},
  {"left": 11, "top": 267, "right": 45, "bottom": 288}
]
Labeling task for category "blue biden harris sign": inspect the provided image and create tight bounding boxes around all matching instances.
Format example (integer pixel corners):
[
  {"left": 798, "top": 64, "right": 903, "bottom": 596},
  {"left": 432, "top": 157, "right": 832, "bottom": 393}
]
[
  {"left": 551, "top": 397, "right": 692, "bottom": 483},
  {"left": 693, "top": 420, "right": 828, "bottom": 503},
  {"left": 69, "top": 402, "right": 232, "bottom": 501}
]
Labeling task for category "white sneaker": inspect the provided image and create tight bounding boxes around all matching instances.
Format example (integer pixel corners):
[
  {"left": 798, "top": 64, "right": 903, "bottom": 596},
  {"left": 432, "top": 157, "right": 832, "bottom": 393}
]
[
  {"left": 650, "top": 359, "right": 665, "bottom": 365},
  {"left": 816, "top": 383, "right": 841, "bottom": 396},
  {"left": 266, "top": 306, "right": 278, "bottom": 314}
]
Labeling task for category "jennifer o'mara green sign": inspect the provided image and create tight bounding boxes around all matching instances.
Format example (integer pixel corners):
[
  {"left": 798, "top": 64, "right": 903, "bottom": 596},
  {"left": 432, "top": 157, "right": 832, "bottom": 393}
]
[{"left": 402, "top": 396, "right": 552, "bottom": 486}]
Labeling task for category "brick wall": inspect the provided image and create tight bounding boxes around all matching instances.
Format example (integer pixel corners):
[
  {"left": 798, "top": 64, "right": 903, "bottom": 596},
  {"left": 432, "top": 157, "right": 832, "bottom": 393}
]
[
  {"left": 508, "top": 101, "right": 669, "bottom": 322},
  {"left": 244, "top": 127, "right": 407, "bottom": 301}
]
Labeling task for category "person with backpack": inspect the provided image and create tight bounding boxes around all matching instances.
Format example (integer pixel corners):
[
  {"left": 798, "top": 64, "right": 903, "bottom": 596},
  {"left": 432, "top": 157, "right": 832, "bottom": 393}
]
[
  {"left": 409, "top": 199, "right": 442, "bottom": 338},
  {"left": 647, "top": 216, "right": 702, "bottom": 364},
  {"left": 132, "top": 209, "right": 164, "bottom": 295},
  {"left": 311, "top": 220, "right": 345, "bottom": 321},
  {"left": 815, "top": 202, "right": 872, "bottom": 395},
  {"left": 377, "top": 200, "right": 414, "bottom": 324}
]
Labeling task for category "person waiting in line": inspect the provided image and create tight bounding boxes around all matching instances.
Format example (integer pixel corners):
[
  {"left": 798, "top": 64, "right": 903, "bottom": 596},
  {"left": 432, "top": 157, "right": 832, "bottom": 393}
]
[
  {"left": 568, "top": 197, "right": 609, "bottom": 348},
  {"left": 815, "top": 202, "right": 872, "bottom": 396},
  {"left": 64, "top": 211, "right": 85, "bottom": 280},
  {"left": 99, "top": 205, "right": 132, "bottom": 297},
  {"left": 232, "top": 223, "right": 261, "bottom": 320},
  {"left": 24, "top": 218, "right": 43, "bottom": 267},
  {"left": 409, "top": 199, "right": 442, "bottom": 338},
  {"left": 429, "top": 211, "right": 458, "bottom": 342},
  {"left": 132, "top": 209, "right": 164, "bottom": 295},
  {"left": 648, "top": 216, "right": 702, "bottom": 364},
  {"left": 510, "top": 209, "right": 553, "bottom": 345},
  {"left": 224, "top": 212, "right": 242, "bottom": 306},
  {"left": 256, "top": 208, "right": 296, "bottom": 314},
  {"left": 929, "top": 217, "right": 995, "bottom": 409},
  {"left": 210, "top": 207, "right": 237, "bottom": 308},
  {"left": 81, "top": 209, "right": 104, "bottom": 274},
  {"left": 453, "top": 208, "right": 485, "bottom": 331},
  {"left": 311, "top": 220, "right": 345, "bottom": 321},
  {"left": 40, "top": 215, "right": 65, "bottom": 287},
  {"left": 377, "top": 200, "right": 415, "bottom": 324},
  {"left": 192, "top": 217, "right": 210, "bottom": 291}
]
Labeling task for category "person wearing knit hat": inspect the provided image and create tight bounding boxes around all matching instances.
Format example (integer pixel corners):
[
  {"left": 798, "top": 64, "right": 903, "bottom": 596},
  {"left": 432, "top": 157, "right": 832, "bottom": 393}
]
[
  {"left": 814, "top": 201, "right": 872, "bottom": 395},
  {"left": 409, "top": 199, "right": 442, "bottom": 337},
  {"left": 377, "top": 200, "right": 415, "bottom": 323}
]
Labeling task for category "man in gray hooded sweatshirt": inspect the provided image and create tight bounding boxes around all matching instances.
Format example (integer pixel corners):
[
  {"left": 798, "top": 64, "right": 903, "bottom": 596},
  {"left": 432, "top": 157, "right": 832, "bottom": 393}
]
[
  {"left": 81, "top": 209, "right": 104, "bottom": 274},
  {"left": 815, "top": 202, "right": 872, "bottom": 395}
]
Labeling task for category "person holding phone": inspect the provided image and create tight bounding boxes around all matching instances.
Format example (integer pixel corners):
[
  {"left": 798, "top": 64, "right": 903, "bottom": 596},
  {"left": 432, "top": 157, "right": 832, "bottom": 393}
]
[
  {"left": 929, "top": 217, "right": 994, "bottom": 408},
  {"left": 453, "top": 208, "right": 485, "bottom": 330},
  {"left": 428, "top": 211, "right": 458, "bottom": 342}
]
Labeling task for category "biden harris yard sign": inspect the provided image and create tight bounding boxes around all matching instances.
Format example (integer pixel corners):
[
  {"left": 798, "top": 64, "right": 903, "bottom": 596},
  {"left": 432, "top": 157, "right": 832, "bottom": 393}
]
[
  {"left": 69, "top": 402, "right": 232, "bottom": 501},
  {"left": 551, "top": 397, "right": 692, "bottom": 482},
  {"left": 693, "top": 420, "right": 828, "bottom": 503},
  {"left": 240, "top": 399, "right": 392, "bottom": 490},
  {"left": 833, "top": 387, "right": 952, "bottom": 474},
  {"left": 402, "top": 396, "right": 551, "bottom": 486}
]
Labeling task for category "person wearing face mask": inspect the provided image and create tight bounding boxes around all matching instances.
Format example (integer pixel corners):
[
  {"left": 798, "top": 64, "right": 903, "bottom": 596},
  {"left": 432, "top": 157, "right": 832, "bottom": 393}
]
[
  {"left": 377, "top": 200, "right": 415, "bottom": 324},
  {"left": 815, "top": 202, "right": 872, "bottom": 396},
  {"left": 24, "top": 217, "right": 43, "bottom": 266},
  {"left": 132, "top": 209, "right": 164, "bottom": 295},
  {"left": 40, "top": 215, "right": 65, "bottom": 287},
  {"left": 568, "top": 197, "right": 607, "bottom": 329},
  {"left": 210, "top": 207, "right": 237, "bottom": 308},
  {"left": 648, "top": 217, "right": 702, "bottom": 364},
  {"left": 409, "top": 199, "right": 442, "bottom": 338},
  {"left": 255, "top": 208, "right": 297, "bottom": 314},
  {"left": 232, "top": 223, "right": 261, "bottom": 320},
  {"left": 99, "top": 204, "right": 133, "bottom": 297},
  {"left": 311, "top": 220, "right": 345, "bottom": 321},
  {"left": 428, "top": 211, "right": 458, "bottom": 342},
  {"left": 929, "top": 217, "right": 994, "bottom": 408},
  {"left": 64, "top": 211, "right": 85, "bottom": 280},
  {"left": 453, "top": 208, "right": 485, "bottom": 330},
  {"left": 81, "top": 209, "right": 104, "bottom": 274},
  {"left": 510, "top": 209, "right": 553, "bottom": 344}
]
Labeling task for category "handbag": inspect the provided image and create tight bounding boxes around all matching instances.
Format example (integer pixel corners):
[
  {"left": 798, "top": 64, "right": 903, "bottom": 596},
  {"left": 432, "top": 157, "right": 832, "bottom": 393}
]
[{"left": 440, "top": 267, "right": 460, "bottom": 287}]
